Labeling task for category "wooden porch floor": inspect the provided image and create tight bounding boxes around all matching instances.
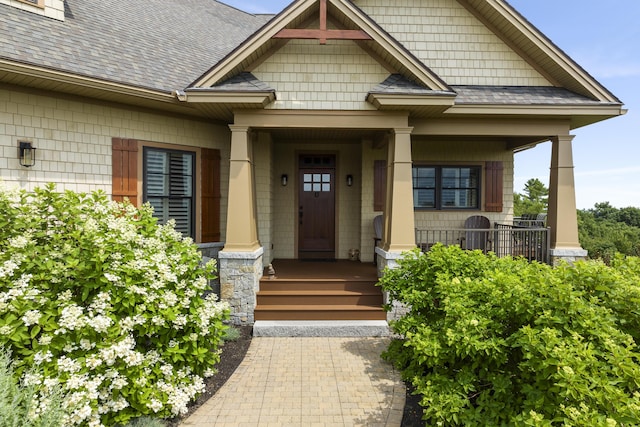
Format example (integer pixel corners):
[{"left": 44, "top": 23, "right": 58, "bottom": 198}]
[{"left": 263, "top": 259, "right": 378, "bottom": 281}]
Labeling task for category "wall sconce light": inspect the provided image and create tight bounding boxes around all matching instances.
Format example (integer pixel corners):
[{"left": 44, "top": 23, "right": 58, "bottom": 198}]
[
  {"left": 18, "top": 141, "right": 37, "bottom": 168},
  {"left": 281, "top": 174, "right": 288, "bottom": 186},
  {"left": 346, "top": 174, "right": 353, "bottom": 187}
]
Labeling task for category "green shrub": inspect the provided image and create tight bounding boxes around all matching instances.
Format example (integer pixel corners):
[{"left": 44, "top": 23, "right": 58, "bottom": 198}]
[
  {"left": 380, "top": 245, "right": 640, "bottom": 426},
  {"left": 0, "top": 347, "right": 66, "bottom": 427},
  {"left": 222, "top": 326, "right": 241, "bottom": 342},
  {"left": 0, "top": 184, "right": 229, "bottom": 426},
  {"left": 118, "top": 416, "right": 166, "bottom": 427}
]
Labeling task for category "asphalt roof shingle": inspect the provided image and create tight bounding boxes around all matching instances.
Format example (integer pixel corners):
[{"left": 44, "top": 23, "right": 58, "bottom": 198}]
[
  {"left": 452, "top": 85, "right": 605, "bottom": 105},
  {"left": 0, "top": 0, "right": 272, "bottom": 92},
  {"left": 369, "top": 74, "right": 455, "bottom": 96}
]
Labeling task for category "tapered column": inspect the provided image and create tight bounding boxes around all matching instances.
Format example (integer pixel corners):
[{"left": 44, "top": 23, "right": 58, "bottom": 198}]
[
  {"left": 383, "top": 127, "right": 416, "bottom": 253},
  {"left": 222, "top": 125, "right": 260, "bottom": 252},
  {"left": 547, "top": 135, "right": 587, "bottom": 260}
]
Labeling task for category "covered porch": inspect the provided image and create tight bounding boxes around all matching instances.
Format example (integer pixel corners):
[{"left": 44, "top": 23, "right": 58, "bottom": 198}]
[{"left": 215, "top": 111, "right": 588, "bottom": 324}]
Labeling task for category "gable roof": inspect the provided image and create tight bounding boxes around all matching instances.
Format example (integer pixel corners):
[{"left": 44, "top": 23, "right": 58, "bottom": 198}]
[
  {"left": 191, "top": 0, "right": 452, "bottom": 92},
  {"left": 0, "top": 0, "right": 623, "bottom": 123},
  {"left": 458, "top": 0, "right": 620, "bottom": 103}
]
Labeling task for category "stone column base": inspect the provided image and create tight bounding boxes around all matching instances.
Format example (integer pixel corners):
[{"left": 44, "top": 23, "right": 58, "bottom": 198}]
[
  {"left": 218, "top": 247, "right": 263, "bottom": 325},
  {"left": 375, "top": 247, "right": 412, "bottom": 323},
  {"left": 550, "top": 248, "right": 588, "bottom": 266}
]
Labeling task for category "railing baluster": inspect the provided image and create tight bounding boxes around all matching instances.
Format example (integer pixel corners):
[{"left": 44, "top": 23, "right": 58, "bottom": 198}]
[{"left": 416, "top": 223, "right": 550, "bottom": 264}]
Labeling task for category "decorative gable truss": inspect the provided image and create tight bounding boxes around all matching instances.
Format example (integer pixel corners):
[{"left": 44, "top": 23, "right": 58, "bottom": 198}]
[
  {"left": 173, "top": 0, "right": 622, "bottom": 125},
  {"left": 180, "top": 0, "right": 458, "bottom": 119}
]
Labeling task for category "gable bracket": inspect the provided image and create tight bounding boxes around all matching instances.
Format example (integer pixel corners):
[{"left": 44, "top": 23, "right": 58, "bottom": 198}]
[{"left": 272, "top": 0, "right": 372, "bottom": 44}]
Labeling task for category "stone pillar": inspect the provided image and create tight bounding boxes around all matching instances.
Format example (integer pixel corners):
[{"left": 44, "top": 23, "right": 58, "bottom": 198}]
[
  {"left": 548, "top": 134, "right": 587, "bottom": 264},
  {"left": 219, "top": 125, "right": 263, "bottom": 324},
  {"left": 223, "top": 125, "right": 260, "bottom": 252},
  {"left": 383, "top": 127, "right": 416, "bottom": 253},
  {"left": 219, "top": 248, "right": 263, "bottom": 325}
]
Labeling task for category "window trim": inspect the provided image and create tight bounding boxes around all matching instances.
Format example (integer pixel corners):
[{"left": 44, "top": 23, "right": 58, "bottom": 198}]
[
  {"left": 412, "top": 164, "right": 482, "bottom": 211},
  {"left": 17, "top": 0, "right": 44, "bottom": 8},
  {"left": 142, "top": 145, "right": 197, "bottom": 239}
]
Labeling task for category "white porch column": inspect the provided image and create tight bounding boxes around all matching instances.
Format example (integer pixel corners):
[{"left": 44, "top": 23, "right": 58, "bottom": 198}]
[
  {"left": 382, "top": 127, "right": 416, "bottom": 253},
  {"left": 548, "top": 134, "right": 587, "bottom": 263},
  {"left": 222, "top": 125, "right": 260, "bottom": 252}
]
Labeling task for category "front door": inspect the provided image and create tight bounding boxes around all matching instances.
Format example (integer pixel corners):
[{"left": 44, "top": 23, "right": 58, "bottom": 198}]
[{"left": 298, "top": 155, "right": 336, "bottom": 260}]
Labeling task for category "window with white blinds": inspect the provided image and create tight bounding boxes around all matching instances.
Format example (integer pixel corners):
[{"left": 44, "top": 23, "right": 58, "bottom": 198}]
[{"left": 143, "top": 147, "right": 195, "bottom": 237}]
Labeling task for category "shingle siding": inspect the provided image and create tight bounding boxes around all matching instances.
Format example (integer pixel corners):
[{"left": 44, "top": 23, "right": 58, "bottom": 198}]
[
  {"left": 253, "top": 39, "right": 389, "bottom": 111},
  {"left": 356, "top": 0, "right": 551, "bottom": 86},
  {"left": 0, "top": 87, "right": 231, "bottom": 240}
]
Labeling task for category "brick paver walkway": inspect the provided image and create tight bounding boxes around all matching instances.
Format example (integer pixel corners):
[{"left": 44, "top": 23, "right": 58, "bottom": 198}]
[{"left": 181, "top": 337, "right": 405, "bottom": 427}]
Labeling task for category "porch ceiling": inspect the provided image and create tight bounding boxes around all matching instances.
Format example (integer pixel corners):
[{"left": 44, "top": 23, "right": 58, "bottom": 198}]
[{"left": 267, "top": 128, "right": 381, "bottom": 143}]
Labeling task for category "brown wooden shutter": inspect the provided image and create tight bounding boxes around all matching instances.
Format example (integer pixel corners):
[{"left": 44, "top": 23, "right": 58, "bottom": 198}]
[
  {"left": 373, "top": 160, "right": 386, "bottom": 212},
  {"left": 201, "top": 148, "right": 221, "bottom": 243},
  {"left": 111, "top": 138, "right": 138, "bottom": 206},
  {"left": 485, "top": 161, "right": 503, "bottom": 212}
]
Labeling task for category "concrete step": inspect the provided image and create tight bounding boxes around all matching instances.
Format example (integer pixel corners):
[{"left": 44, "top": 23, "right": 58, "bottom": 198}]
[{"left": 253, "top": 320, "right": 390, "bottom": 337}]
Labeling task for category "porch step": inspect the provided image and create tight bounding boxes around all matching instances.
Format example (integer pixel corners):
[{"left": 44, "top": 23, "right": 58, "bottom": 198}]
[
  {"left": 253, "top": 320, "right": 390, "bottom": 337},
  {"left": 256, "top": 278, "right": 386, "bottom": 321},
  {"left": 259, "top": 279, "right": 378, "bottom": 292},
  {"left": 254, "top": 304, "right": 387, "bottom": 321},
  {"left": 257, "top": 290, "right": 383, "bottom": 306}
]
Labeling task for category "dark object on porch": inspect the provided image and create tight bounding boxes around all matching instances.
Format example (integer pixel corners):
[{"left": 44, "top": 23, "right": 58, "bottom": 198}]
[
  {"left": 461, "top": 215, "right": 491, "bottom": 251},
  {"left": 494, "top": 223, "right": 550, "bottom": 263},
  {"left": 373, "top": 215, "right": 383, "bottom": 264}
]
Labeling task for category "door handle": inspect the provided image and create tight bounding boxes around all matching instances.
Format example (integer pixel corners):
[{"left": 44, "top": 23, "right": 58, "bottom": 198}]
[{"left": 299, "top": 206, "right": 303, "bottom": 225}]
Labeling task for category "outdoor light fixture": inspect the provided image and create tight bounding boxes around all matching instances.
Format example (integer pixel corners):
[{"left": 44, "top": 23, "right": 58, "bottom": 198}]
[
  {"left": 281, "top": 174, "right": 288, "bottom": 186},
  {"left": 346, "top": 174, "right": 353, "bottom": 187},
  {"left": 18, "top": 141, "right": 36, "bottom": 167}
]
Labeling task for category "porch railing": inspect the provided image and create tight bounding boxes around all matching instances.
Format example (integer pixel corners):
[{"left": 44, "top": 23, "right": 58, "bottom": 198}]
[{"left": 415, "top": 223, "right": 550, "bottom": 264}]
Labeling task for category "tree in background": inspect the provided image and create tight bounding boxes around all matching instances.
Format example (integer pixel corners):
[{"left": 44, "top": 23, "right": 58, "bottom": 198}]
[
  {"left": 514, "top": 178, "right": 548, "bottom": 217},
  {"left": 578, "top": 204, "right": 640, "bottom": 263},
  {"left": 513, "top": 180, "right": 640, "bottom": 262},
  {"left": 587, "top": 202, "right": 640, "bottom": 228}
]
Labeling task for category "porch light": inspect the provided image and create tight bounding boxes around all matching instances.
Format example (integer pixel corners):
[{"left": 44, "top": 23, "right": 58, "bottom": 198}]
[
  {"left": 281, "top": 174, "right": 288, "bottom": 186},
  {"left": 346, "top": 174, "right": 353, "bottom": 187},
  {"left": 18, "top": 141, "right": 36, "bottom": 168}
]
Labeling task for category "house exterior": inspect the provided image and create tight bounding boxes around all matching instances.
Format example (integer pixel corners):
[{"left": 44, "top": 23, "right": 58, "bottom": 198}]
[{"left": 1, "top": 0, "right": 624, "bottom": 324}]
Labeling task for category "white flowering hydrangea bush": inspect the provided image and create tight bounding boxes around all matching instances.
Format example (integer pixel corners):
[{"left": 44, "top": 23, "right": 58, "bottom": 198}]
[{"left": 0, "top": 183, "right": 230, "bottom": 426}]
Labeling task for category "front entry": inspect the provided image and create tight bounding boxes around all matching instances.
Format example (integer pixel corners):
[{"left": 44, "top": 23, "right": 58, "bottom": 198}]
[{"left": 298, "top": 154, "right": 336, "bottom": 260}]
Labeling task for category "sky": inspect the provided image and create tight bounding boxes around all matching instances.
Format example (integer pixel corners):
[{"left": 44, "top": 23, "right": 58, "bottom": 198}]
[{"left": 220, "top": 0, "right": 640, "bottom": 209}]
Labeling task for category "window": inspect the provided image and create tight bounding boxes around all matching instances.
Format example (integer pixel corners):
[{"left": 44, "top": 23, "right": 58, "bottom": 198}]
[
  {"left": 413, "top": 166, "right": 480, "bottom": 210},
  {"left": 143, "top": 147, "right": 195, "bottom": 238}
]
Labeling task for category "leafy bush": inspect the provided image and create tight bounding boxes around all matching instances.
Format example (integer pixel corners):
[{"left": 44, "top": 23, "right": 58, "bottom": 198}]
[
  {"left": 119, "top": 417, "right": 166, "bottom": 427},
  {"left": 0, "top": 184, "right": 229, "bottom": 426},
  {"left": 0, "top": 346, "right": 66, "bottom": 427},
  {"left": 578, "top": 209, "right": 640, "bottom": 263},
  {"left": 380, "top": 245, "right": 640, "bottom": 426}
]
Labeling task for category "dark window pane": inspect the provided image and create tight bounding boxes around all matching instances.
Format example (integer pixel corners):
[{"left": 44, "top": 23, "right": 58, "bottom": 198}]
[
  {"left": 144, "top": 148, "right": 195, "bottom": 238},
  {"left": 413, "top": 166, "right": 480, "bottom": 210}
]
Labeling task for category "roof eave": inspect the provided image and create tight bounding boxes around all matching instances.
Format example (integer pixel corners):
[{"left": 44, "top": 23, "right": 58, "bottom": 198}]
[
  {"left": 0, "top": 59, "right": 175, "bottom": 103},
  {"left": 445, "top": 103, "right": 625, "bottom": 129},
  {"left": 182, "top": 89, "right": 276, "bottom": 108},
  {"left": 367, "top": 92, "right": 456, "bottom": 109}
]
